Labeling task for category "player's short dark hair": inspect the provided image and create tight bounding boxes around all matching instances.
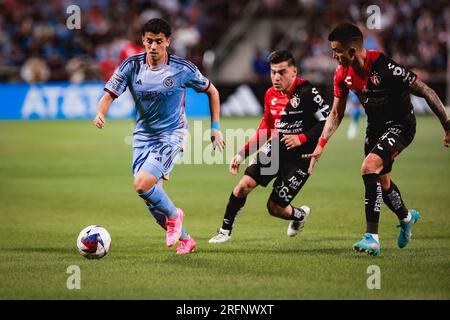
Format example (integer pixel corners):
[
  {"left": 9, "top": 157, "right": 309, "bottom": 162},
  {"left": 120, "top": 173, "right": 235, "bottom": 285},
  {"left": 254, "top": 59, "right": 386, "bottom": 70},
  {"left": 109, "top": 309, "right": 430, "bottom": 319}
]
[
  {"left": 328, "top": 22, "right": 363, "bottom": 45},
  {"left": 141, "top": 18, "right": 172, "bottom": 38},
  {"left": 268, "top": 50, "right": 295, "bottom": 66}
]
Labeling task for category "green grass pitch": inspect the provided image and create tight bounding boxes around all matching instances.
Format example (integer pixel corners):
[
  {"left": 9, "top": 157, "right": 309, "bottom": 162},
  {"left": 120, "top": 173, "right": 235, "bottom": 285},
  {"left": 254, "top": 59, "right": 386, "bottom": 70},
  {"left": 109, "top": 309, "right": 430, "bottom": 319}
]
[{"left": 0, "top": 116, "right": 449, "bottom": 299}]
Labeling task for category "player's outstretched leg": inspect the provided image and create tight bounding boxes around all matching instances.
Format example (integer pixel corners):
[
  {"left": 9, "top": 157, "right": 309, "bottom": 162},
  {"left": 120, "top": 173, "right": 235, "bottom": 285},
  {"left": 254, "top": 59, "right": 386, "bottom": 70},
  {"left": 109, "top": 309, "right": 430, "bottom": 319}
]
[
  {"left": 164, "top": 208, "right": 184, "bottom": 247},
  {"left": 208, "top": 193, "right": 246, "bottom": 244},
  {"left": 209, "top": 176, "right": 257, "bottom": 244},
  {"left": 353, "top": 172, "right": 381, "bottom": 256},
  {"left": 356, "top": 154, "right": 383, "bottom": 256},
  {"left": 176, "top": 236, "right": 197, "bottom": 254},
  {"left": 397, "top": 210, "right": 420, "bottom": 248},
  {"left": 135, "top": 172, "right": 183, "bottom": 247},
  {"left": 147, "top": 204, "right": 191, "bottom": 241},
  {"left": 148, "top": 205, "right": 196, "bottom": 254},
  {"left": 287, "top": 205, "right": 311, "bottom": 237},
  {"left": 380, "top": 178, "right": 420, "bottom": 249},
  {"left": 209, "top": 193, "right": 246, "bottom": 243},
  {"left": 266, "top": 200, "right": 311, "bottom": 236},
  {"left": 352, "top": 233, "right": 380, "bottom": 256}
]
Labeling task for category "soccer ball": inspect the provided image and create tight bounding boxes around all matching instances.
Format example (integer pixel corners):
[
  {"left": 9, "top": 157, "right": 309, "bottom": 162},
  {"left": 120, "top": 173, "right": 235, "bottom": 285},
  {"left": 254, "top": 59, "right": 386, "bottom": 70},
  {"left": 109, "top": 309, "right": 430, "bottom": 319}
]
[{"left": 77, "top": 225, "right": 111, "bottom": 259}]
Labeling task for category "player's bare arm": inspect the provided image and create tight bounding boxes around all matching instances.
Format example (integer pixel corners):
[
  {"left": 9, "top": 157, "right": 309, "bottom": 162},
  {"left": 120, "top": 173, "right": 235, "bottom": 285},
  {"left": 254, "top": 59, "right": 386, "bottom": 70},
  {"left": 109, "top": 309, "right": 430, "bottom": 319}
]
[
  {"left": 321, "top": 96, "right": 347, "bottom": 140},
  {"left": 306, "top": 96, "right": 347, "bottom": 173},
  {"left": 409, "top": 79, "right": 450, "bottom": 147},
  {"left": 93, "top": 92, "right": 114, "bottom": 129},
  {"left": 205, "top": 83, "right": 225, "bottom": 151}
]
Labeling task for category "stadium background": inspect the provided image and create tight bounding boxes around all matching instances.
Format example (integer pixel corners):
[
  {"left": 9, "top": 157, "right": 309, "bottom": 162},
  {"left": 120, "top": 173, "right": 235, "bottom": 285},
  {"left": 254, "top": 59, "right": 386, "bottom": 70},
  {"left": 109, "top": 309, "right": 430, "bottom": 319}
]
[
  {"left": 0, "top": 0, "right": 448, "bottom": 119},
  {"left": 0, "top": 0, "right": 449, "bottom": 300}
]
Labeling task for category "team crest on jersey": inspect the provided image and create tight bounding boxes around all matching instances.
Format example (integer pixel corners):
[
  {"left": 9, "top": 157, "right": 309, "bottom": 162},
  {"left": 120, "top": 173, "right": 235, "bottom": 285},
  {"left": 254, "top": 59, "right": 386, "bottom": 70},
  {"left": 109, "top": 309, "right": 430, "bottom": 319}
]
[
  {"left": 163, "top": 77, "right": 175, "bottom": 88},
  {"left": 290, "top": 95, "right": 300, "bottom": 108},
  {"left": 370, "top": 75, "right": 381, "bottom": 86}
]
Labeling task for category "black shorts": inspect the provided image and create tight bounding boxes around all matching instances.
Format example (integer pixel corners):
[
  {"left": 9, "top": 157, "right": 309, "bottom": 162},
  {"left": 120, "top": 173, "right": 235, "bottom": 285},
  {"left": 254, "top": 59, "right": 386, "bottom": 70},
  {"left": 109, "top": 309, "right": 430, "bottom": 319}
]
[
  {"left": 244, "top": 141, "right": 310, "bottom": 207},
  {"left": 365, "top": 116, "right": 416, "bottom": 175}
]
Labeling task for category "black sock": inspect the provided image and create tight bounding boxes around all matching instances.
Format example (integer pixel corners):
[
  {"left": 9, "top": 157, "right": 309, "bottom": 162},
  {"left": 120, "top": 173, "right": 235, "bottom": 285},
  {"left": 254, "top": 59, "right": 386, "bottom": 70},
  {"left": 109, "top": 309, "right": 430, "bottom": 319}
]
[
  {"left": 291, "top": 206, "right": 306, "bottom": 221},
  {"left": 382, "top": 181, "right": 408, "bottom": 220},
  {"left": 221, "top": 192, "right": 247, "bottom": 233},
  {"left": 362, "top": 173, "right": 382, "bottom": 234}
]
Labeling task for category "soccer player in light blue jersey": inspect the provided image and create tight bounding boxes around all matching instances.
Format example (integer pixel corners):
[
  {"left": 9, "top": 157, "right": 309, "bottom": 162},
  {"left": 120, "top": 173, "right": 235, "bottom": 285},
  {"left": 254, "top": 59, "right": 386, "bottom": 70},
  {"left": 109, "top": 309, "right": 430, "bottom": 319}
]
[{"left": 93, "top": 18, "right": 225, "bottom": 254}]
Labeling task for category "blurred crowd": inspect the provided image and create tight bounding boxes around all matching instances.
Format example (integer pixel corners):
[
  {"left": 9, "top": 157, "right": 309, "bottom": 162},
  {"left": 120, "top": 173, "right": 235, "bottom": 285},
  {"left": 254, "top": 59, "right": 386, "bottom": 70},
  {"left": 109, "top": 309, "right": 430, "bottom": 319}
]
[
  {"left": 0, "top": 0, "right": 246, "bottom": 83},
  {"left": 255, "top": 0, "right": 449, "bottom": 83},
  {"left": 0, "top": 0, "right": 448, "bottom": 84}
]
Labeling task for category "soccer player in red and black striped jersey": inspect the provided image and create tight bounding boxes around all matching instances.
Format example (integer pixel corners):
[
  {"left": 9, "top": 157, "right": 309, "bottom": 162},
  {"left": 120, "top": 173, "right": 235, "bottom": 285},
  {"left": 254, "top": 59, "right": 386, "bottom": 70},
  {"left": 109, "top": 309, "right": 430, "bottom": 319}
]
[
  {"left": 307, "top": 23, "right": 450, "bottom": 256},
  {"left": 209, "top": 50, "right": 330, "bottom": 243}
]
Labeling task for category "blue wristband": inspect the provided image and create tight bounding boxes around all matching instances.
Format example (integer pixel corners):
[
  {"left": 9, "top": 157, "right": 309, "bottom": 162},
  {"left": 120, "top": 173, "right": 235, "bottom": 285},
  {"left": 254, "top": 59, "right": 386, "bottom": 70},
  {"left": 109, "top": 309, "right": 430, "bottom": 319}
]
[{"left": 211, "top": 121, "right": 220, "bottom": 130}]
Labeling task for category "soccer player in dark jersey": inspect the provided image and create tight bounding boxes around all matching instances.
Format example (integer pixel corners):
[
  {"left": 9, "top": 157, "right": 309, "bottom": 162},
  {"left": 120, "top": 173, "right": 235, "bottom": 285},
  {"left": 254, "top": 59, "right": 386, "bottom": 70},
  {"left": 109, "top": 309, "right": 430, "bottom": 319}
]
[
  {"left": 307, "top": 23, "right": 450, "bottom": 256},
  {"left": 209, "top": 50, "right": 330, "bottom": 243}
]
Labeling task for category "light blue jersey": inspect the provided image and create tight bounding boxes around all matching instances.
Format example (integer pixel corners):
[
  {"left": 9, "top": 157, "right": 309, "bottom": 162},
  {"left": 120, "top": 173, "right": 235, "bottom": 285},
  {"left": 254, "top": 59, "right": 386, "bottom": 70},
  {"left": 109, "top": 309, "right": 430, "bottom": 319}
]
[{"left": 104, "top": 52, "right": 210, "bottom": 147}]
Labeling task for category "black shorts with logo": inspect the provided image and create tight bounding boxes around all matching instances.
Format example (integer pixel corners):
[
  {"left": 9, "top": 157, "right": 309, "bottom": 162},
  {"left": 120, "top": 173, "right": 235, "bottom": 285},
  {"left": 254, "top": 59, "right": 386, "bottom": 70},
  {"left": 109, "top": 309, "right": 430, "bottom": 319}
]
[
  {"left": 365, "top": 114, "right": 416, "bottom": 175},
  {"left": 244, "top": 140, "right": 311, "bottom": 207}
]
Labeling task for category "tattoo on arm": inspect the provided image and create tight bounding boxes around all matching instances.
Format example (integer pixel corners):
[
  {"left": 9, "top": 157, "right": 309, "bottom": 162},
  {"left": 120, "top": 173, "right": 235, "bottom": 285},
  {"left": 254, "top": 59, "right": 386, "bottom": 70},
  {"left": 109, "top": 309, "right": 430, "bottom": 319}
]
[
  {"left": 410, "top": 79, "right": 449, "bottom": 127},
  {"left": 321, "top": 98, "right": 346, "bottom": 140}
]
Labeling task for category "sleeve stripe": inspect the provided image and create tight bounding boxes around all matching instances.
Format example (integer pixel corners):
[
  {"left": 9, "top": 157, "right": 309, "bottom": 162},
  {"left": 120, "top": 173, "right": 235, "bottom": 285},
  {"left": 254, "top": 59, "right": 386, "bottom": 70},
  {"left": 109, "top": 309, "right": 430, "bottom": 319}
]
[
  {"left": 170, "top": 55, "right": 197, "bottom": 70},
  {"left": 170, "top": 58, "right": 197, "bottom": 73},
  {"left": 104, "top": 87, "right": 119, "bottom": 99},
  {"left": 196, "top": 81, "right": 210, "bottom": 93},
  {"left": 119, "top": 53, "right": 145, "bottom": 72}
]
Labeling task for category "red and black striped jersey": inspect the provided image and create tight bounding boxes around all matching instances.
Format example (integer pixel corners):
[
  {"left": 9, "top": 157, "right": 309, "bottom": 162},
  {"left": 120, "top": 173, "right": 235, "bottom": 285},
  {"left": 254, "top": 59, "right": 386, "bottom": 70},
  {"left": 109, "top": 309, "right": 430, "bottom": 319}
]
[
  {"left": 239, "top": 77, "right": 330, "bottom": 157},
  {"left": 334, "top": 50, "right": 417, "bottom": 126}
]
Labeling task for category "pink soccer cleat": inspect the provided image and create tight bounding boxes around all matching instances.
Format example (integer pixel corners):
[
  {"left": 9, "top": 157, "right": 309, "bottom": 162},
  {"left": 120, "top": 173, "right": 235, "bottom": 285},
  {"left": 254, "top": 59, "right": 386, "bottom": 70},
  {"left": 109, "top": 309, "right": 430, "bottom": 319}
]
[
  {"left": 165, "top": 208, "right": 184, "bottom": 247},
  {"left": 176, "top": 237, "right": 197, "bottom": 254}
]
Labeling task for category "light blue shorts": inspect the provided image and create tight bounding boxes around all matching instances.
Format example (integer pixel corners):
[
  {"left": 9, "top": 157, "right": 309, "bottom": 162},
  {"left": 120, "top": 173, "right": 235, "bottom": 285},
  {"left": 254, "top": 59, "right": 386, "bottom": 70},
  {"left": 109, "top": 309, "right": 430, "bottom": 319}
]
[{"left": 132, "top": 129, "right": 186, "bottom": 180}]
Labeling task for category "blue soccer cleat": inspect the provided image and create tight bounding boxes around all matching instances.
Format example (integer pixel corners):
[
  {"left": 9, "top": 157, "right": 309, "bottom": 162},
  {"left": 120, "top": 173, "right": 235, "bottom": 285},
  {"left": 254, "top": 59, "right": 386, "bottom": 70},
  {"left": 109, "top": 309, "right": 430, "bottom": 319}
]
[
  {"left": 353, "top": 233, "right": 380, "bottom": 256},
  {"left": 397, "top": 210, "right": 420, "bottom": 249}
]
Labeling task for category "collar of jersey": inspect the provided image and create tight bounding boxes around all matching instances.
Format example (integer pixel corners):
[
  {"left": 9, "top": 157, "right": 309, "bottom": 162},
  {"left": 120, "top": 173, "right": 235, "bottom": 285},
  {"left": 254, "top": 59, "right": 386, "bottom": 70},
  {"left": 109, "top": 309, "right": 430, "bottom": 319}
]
[
  {"left": 354, "top": 49, "right": 375, "bottom": 77},
  {"left": 147, "top": 52, "right": 168, "bottom": 71},
  {"left": 285, "top": 77, "right": 303, "bottom": 97}
]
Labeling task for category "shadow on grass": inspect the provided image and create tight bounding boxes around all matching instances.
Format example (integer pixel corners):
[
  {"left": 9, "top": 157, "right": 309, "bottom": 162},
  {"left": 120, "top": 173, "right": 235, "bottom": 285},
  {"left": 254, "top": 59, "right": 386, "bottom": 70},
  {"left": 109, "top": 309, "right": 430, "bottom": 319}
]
[
  {"left": 196, "top": 235, "right": 354, "bottom": 243},
  {"left": 3, "top": 247, "right": 74, "bottom": 254},
  {"left": 169, "top": 246, "right": 353, "bottom": 257}
]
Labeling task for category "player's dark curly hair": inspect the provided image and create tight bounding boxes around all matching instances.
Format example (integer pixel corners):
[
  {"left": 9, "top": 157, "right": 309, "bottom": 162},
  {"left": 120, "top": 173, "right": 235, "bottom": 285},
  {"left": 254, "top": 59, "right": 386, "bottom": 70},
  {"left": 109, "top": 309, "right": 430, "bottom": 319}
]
[
  {"left": 268, "top": 50, "right": 295, "bottom": 66},
  {"left": 328, "top": 22, "right": 363, "bottom": 45},
  {"left": 141, "top": 18, "right": 172, "bottom": 37}
]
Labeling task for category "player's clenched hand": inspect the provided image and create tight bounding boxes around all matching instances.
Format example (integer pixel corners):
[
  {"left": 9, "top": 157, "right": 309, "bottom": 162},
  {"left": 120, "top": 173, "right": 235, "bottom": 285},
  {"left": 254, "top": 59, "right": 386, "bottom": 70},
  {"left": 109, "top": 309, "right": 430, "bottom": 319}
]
[
  {"left": 93, "top": 112, "right": 106, "bottom": 129},
  {"left": 211, "top": 129, "right": 225, "bottom": 152},
  {"left": 303, "top": 144, "right": 324, "bottom": 174},
  {"left": 444, "top": 130, "right": 450, "bottom": 148},
  {"left": 229, "top": 154, "right": 244, "bottom": 176},
  {"left": 280, "top": 135, "right": 302, "bottom": 150}
]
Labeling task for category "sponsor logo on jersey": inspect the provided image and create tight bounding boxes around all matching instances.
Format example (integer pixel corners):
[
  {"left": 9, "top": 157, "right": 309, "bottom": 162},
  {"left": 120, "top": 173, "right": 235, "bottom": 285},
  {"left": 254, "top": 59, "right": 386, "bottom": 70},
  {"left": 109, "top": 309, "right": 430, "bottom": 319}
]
[{"left": 345, "top": 76, "right": 352, "bottom": 86}]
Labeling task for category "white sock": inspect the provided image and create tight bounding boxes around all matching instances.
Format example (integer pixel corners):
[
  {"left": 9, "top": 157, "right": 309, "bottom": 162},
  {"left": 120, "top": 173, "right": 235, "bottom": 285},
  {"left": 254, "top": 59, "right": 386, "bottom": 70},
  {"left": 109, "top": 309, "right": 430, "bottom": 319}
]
[
  {"left": 368, "top": 233, "right": 379, "bottom": 243},
  {"left": 402, "top": 211, "right": 411, "bottom": 223}
]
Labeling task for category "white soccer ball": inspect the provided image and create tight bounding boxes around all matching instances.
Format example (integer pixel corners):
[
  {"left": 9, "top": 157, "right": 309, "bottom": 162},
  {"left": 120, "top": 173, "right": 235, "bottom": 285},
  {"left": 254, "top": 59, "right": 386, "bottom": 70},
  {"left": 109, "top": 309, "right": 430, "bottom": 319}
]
[{"left": 77, "top": 225, "right": 111, "bottom": 259}]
